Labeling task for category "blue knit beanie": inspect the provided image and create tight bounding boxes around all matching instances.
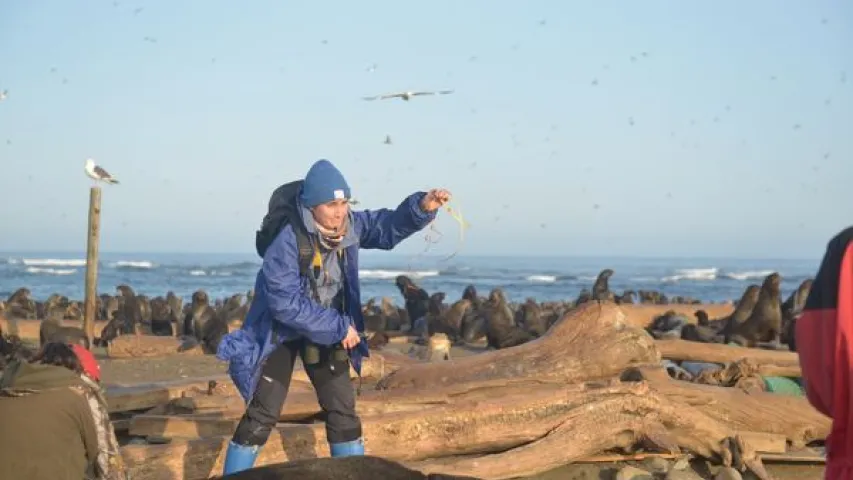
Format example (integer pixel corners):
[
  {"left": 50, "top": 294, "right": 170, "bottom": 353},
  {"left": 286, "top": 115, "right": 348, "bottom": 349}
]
[{"left": 300, "top": 159, "right": 351, "bottom": 208}]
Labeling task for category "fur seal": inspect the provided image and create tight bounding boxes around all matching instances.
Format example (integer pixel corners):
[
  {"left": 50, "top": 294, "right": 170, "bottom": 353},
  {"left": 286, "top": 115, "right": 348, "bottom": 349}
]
[
  {"left": 184, "top": 289, "right": 216, "bottom": 341},
  {"left": 149, "top": 297, "right": 174, "bottom": 336},
  {"left": 363, "top": 298, "right": 388, "bottom": 332},
  {"left": 5, "top": 288, "right": 36, "bottom": 319},
  {"left": 783, "top": 278, "right": 813, "bottom": 351},
  {"left": 458, "top": 285, "right": 487, "bottom": 342},
  {"left": 482, "top": 288, "right": 532, "bottom": 349},
  {"left": 616, "top": 290, "right": 635, "bottom": 304},
  {"left": 116, "top": 284, "right": 146, "bottom": 334},
  {"left": 680, "top": 310, "right": 724, "bottom": 343},
  {"left": 165, "top": 291, "right": 183, "bottom": 337},
  {"left": 39, "top": 317, "right": 89, "bottom": 349},
  {"left": 395, "top": 275, "right": 430, "bottom": 332},
  {"left": 727, "top": 273, "right": 784, "bottom": 348},
  {"left": 647, "top": 311, "right": 689, "bottom": 339},
  {"left": 719, "top": 284, "right": 761, "bottom": 338},
  {"left": 515, "top": 298, "right": 547, "bottom": 337},
  {"left": 436, "top": 296, "right": 470, "bottom": 343},
  {"left": 591, "top": 268, "right": 615, "bottom": 301},
  {"left": 426, "top": 292, "right": 458, "bottom": 341}
]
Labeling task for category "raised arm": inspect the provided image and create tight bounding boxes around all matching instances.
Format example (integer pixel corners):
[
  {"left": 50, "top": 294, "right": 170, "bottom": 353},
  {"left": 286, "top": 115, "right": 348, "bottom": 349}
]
[
  {"left": 261, "top": 226, "right": 351, "bottom": 345},
  {"left": 353, "top": 191, "right": 437, "bottom": 250}
]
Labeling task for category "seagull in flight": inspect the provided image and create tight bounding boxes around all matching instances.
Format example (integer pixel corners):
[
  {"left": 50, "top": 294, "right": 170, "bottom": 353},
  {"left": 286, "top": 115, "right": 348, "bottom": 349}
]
[
  {"left": 362, "top": 89, "right": 454, "bottom": 102},
  {"left": 85, "top": 158, "right": 120, "bottom": 186},
  {"left": 0, "top": 90, "right": 7, "bottom": 102}
]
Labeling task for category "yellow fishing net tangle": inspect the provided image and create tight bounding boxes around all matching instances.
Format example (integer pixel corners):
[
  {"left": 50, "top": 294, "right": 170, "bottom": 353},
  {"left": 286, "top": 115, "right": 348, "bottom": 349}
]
[{"left": 418, "top": 200, "right": 471, "bottom": 262}]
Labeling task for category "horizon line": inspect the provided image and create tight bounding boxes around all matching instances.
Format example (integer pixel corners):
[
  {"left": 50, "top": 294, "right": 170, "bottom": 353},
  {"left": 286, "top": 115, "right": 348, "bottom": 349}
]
[{"left": 0, "top": 249, "right": 822, "bottom": 263}]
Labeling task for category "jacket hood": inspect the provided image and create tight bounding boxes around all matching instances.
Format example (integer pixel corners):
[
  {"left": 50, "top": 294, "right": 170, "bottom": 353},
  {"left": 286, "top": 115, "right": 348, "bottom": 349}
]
[{"left": 0, "top": 360, "right": 86, "bottom": 391}]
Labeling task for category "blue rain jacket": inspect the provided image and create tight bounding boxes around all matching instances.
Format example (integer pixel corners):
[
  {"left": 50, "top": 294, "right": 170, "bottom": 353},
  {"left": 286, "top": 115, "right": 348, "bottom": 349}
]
[{"left": 217, "top": 191, "right": 436, "bottom": 401}]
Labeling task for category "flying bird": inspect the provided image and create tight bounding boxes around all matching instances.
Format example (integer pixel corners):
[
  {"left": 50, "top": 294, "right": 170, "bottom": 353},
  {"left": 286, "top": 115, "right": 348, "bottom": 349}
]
[
  {"left": 383, "top": 135, "right": 392, "bottom": 145},
  {"left": 0, "top": 90, "right": 7, "bottom": 101},
  {"left": 362, "top": 89, "right": 454, "bottom": 102},
  {"left": 85, "top": 158, "right": 120, "bottom": 185}
]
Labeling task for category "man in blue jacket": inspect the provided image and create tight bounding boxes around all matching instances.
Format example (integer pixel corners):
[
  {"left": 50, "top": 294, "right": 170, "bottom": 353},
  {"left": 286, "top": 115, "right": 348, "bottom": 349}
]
[{"left": 216, "top": 158, "right": 451, "bottom": 474}]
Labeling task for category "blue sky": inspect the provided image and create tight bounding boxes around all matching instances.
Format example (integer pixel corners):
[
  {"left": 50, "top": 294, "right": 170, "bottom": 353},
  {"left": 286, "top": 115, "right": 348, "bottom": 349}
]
[{"left": 0, "top": 1, "right": 850, "bottom": 259}]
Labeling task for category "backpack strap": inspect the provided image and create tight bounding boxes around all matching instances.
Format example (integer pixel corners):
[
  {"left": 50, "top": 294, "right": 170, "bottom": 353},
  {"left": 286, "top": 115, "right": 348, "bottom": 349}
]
[{"left": 292, "top": 222, "right": 322, "bottom": 304}]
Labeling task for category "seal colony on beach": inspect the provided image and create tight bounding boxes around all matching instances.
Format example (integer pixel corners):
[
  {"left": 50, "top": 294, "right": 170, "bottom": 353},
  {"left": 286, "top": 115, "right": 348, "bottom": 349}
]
[{"left": 0, "top": 265, "right": 825, "bottom": 480}]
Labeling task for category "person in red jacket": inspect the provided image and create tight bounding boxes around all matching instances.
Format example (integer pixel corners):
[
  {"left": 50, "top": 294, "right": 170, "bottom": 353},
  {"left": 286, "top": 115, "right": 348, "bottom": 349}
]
[{"left": 795, "top": 225, "right": 853, "bottom": 479}]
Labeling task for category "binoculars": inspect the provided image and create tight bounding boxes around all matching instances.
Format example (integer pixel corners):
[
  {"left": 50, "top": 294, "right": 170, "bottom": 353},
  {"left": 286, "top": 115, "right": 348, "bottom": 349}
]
[{"left": 302, "top": 342, "right": 349, "bottom": 366}]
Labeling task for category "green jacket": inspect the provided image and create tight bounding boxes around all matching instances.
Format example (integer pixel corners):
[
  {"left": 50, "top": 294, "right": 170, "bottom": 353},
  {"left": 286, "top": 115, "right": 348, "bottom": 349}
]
[{"left": 0, "top": 360, "right": 101, "bottom": 480}]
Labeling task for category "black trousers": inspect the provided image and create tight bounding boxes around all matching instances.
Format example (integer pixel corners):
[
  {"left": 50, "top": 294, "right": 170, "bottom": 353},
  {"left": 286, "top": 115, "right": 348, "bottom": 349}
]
[{"left": 231, "top": 339, "right": 362, "bottom": 446}]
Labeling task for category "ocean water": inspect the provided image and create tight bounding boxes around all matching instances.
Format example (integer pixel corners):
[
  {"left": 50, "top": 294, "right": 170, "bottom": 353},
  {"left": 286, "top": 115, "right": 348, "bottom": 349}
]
[{"left": 0, "top": 251, "right": 821, "bottom": 305}]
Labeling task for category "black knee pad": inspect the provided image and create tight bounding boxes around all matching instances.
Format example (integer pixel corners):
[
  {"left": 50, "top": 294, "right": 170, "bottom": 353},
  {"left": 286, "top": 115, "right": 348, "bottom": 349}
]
[{"left": 232, "top": 374, "right": 289, "bottom": 446}]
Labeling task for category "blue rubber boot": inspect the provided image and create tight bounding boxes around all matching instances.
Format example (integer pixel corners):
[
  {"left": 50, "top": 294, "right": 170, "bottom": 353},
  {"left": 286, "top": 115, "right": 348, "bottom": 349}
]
[
  {"left": 329, "top": 438, "right": 365, "bottom": 457},
  {"left": 223, "top": 440, "right": 261, "bottom": 475}
]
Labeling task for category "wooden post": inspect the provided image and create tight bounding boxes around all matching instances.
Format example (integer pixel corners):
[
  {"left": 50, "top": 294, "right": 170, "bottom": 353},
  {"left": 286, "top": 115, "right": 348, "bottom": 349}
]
[{"left": 83, "top": 187, "right": 102, "bottom": 349}]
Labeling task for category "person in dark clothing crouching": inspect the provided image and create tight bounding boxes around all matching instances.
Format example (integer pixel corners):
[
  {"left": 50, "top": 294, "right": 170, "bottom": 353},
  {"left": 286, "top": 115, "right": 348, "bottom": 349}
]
[
  {"left": 0, "top": 342, "right": 126, "bottom": 480},
  {"left": 217, "top": 158, "right": 451, "bottom": 475}
]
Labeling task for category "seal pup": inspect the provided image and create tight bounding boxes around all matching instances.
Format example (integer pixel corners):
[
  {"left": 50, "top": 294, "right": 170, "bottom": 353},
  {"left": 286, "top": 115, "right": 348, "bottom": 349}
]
[
  {"left": 680, "top": 311, "right": 724, "bottom": 343},
  {"left": 209, "top": 455, "right": 481, "bottom": 479},
  {"left": 727, "top": 273, "right": 784, "bottom": 348}
]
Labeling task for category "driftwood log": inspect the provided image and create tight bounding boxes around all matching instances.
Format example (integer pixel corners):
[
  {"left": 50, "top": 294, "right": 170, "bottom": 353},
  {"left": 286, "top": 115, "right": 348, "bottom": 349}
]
[
  {"left": 375, "top": 302, "right": 660, "bottom": 391},
  {"left": 121, "top": 380, "right": 775, "bottom": 480},
  {"left": 107, "top": 335, "right": 205, "bottom": 358},
  {"left": 656, "top": 339, "right": 801, "bottom": 377},
  {"left": 118, "top": 301, "right": 829, "bottom": 480},
  {"left": 0, "top": 316, "right": 107, "bottom": 340}
]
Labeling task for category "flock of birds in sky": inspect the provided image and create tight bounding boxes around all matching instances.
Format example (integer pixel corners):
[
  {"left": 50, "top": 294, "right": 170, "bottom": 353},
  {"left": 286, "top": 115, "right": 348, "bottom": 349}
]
[{"left": 0, "top": 6, "right": 847, "bottom": 237}]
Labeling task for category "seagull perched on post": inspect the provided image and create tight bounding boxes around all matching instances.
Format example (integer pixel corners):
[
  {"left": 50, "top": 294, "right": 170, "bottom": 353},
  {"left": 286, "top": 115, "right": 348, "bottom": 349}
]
[
  {"left": 362, "top": 89, "right": 454, "bottom": 102},
  {"left": 85, "top": 158, "right": 119, "bottom": 186}
]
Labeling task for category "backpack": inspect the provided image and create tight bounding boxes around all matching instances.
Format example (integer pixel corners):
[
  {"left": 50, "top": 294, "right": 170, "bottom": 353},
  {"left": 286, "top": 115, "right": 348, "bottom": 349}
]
[{"left": 255, "top": 180, "right": 320, "bottom": 298}]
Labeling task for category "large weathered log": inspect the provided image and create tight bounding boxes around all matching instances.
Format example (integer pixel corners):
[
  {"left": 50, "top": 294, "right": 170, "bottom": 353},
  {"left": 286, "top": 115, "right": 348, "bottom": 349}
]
[
  {"left": 406, "top": 383, "right": 771, "bottom": 479},
  {"left": 107, "top": 335, "right": 205, "bottom": 358},
  {"left": 102, "top": 351, "right": 412, "bottom": 414},
  {"left": 623, "top": 366, "right": 829, "bottom": 448},
  {"left": 119, "top": 380, "right": 771, "bottom": 480},
  {"left": 656, "top": 339, "right": 801, "bottom": 377},
  {"left": 0, "top": 316, "right": 108, "bottom": 340},
  {"left": 128, "top": 377, "right": 564, "bottom": 438},
  {"left": 106, "top": 376, "right": 233, "bottom": 413},
  {"left": 376, "top": 301, "right": 660, "bottom": 390}
]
